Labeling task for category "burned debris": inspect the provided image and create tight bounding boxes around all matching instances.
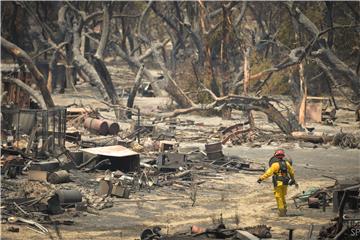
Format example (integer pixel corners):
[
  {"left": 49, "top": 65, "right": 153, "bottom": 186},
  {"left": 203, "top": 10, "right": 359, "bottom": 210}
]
[
  {"left": 1, "top": 90, "right": 359, "bottom": 240},
  {"left": 1, "top": 100, "right": 269, "bottom": 238},
  {"left": 140, "top": 224, "right": 272, "bottom": 240}
]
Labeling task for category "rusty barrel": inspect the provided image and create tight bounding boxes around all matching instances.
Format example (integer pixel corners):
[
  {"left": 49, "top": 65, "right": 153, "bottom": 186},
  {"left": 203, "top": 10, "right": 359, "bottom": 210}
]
[
  {"left": 55, "top": 190, "right": 82, "bottom": 204},
  {"left": 104, "top": 120, "right": 120, "bottom": 135},
  {"left": 191, "top": 225, "right": 206, "bottom": 234},
  {"left": 48, "top": 170, "right": 70, "bottom": 184},
  {"left": 84, "top": 117, "right": 108, "bottom": 135}
]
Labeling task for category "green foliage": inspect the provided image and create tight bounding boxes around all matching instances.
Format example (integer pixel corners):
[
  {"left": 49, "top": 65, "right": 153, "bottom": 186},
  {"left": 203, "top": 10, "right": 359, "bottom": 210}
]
[
  {"left": 250, "top": 53, "right": 290, "bottom": 95},
  {"left": 277, "top": 19, "right": 296, "bottom": 48},
  {"left": 262, "top": 74, "right": 290, "bottom": 95}
]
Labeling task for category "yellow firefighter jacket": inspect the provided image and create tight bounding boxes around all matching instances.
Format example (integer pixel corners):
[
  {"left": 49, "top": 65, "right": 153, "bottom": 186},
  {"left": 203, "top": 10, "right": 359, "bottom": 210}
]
[{"left": 260, "top": 161, "right": 295, "bottom": 187}]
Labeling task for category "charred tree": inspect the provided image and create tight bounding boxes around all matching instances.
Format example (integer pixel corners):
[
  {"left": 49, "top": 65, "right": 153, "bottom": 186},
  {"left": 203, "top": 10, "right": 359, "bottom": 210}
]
[
  {"left": 1, "top": 37, "right": 55, "bottom": 108},
  {"left": 286, "top": 2, "right": 360, "bottom": 103},
  {"left": 127, "top": 65, "right": 144, "bottom": 119},
  {"left": 71, "top": 19, "right": 107, "bottom": 99},
  {"left": 152, "top": 43, "right": 194, "bottom": 108},
  {"left": 3, "top": 77, "right": 47, "bottom": 109},
  {"left": 162, "top": 95, "right": 298, "bottom": 135},
  {"left": 94, "top": 2, "right": 111, "bottom": 60}
]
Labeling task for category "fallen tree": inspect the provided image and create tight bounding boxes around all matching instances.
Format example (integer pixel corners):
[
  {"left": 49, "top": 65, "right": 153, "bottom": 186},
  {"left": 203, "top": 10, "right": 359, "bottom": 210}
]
[{"left": 161, "top": 94, "right": 301, "bottom": 135}]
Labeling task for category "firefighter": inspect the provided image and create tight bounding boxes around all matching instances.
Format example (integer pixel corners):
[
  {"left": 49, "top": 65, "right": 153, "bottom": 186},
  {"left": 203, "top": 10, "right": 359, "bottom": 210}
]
[{"left": 257, "top": 149, "right": 297, "bottom": 217}]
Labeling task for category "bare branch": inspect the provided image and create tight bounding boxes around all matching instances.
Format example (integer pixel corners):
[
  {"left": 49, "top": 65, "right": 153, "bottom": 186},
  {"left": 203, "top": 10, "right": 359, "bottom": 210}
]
[
  {"left": 94, "top": 3, "right": 111, "bottom": 60},
  {"left": 315, "top": 59, "right": 360, "bottom": 105},
  {"left": 151, "top": 41, "right": 194, "bottom": 108},
  {"left": 19, "top": 1, "right": 55, "bottom": 41},
  {"left": 127, "top": 65, "right": 145, "bottom": 118},
  {"left": 84, "top": 11, "right": 103, "bottom": 24},
  {"left": 65, "top": 1, "right": 86, "bottom": 19},
  {"left": 198, "top": 83, "right": 219, "bottom": 101},
  {"left": 208, "top": 2, "right": 239, "bottom": 19},
  {"left": 110, "top": 39, "right": 163, "bottom": 96},
  {"left": 233, "top": 1, "right": 247, "bottom": 26},
  {"left": 138, "top": 39, "right": 170, "bottom": 62},
  {"left": 161, "top": 95, "right": 296, "bottom": 135},
  {"left": 137, "top": 1, "right": 153, "bottom": 43}
]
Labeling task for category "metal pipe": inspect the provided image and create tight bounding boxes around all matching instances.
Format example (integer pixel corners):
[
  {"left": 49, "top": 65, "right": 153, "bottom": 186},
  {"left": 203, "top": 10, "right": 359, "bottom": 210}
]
[
  {"left": 83, "top": 159, "right": 110, "bottom": 172},
  {"left": 53, "top": 111, "right": 56, "bottom": 153},
  {"left": 137, "top": 108, "right": 141, "bottom": 144},
  {"left": 287, "top": 228, "right": 294, "bottom": 240},
  {"left": 16, "top": 109, "right": 20, "bottom": 144},
  {"left": 335, "top": 191, "right": 349, "bottom": 234},
  {"left": 48, "top": 170, "right": 70, "bottom": 184},
  {"left": 76, "top": 155, "right": 98, "bottom": 169},
  {"left": 55, "top": 190, "right": 82, "bottom": 204}
]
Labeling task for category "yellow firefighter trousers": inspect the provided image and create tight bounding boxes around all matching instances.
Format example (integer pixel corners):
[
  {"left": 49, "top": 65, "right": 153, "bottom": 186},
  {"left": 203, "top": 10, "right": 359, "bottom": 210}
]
[{"left": 273, "top": 184, "right": 288, "bottom": 214}]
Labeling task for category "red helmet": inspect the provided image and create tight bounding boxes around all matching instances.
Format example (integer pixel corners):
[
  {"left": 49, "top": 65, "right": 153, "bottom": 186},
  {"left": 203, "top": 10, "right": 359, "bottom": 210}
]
[{"left": 274, "top": 149, "right": 285, "bottom": 158}]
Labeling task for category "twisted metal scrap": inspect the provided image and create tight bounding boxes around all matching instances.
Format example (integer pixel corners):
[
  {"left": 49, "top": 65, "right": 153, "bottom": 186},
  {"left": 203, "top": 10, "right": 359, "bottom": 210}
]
[{"left": 332, "top": 132, "right": 359, "bottom": 149}]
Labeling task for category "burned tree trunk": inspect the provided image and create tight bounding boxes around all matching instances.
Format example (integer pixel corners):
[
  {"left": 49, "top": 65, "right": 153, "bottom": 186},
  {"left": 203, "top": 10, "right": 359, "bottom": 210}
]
[
  {"left": 152, "top": 43, "right": 194, "bottom": 108},
  {"left": 298, "top": 63, "right": 307, "bottom": 126},
  {"left": 316, "top": 59, "right": 360, "bottom": 105},
  {"left": 71, "top": 20, "right": 107, "bottom": 99},
  {"left": 127, "top": 65, "right": 145, "bottom": 119},
  {"left": 312, "top": 49, "right": 360, "bottom": 100},
  {"left": 3, "top": 77, "right": 47, "bottom": 109},
  {"left": 243, "top": 47, "right": 255, "bottom": 127},
  {"left": 94, "top": 3, "right": 110, "bottom": 60},
  {"left": 112, "top": 42, "right": 163, "bottom": 97},
  {"left": 91, "top": 56, "right": 120, "bottom": 105},
  {"left": 47, "top": 49, "right": 60, "bottom": 93},
  {"left": 1, "top": 37, "right": 55, "bottom": 108}
]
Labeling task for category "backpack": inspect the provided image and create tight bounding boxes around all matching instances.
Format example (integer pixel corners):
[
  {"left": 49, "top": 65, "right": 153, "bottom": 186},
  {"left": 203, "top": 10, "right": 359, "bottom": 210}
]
[{"left": 269, "top": 156, "right": 290, "bottom": 186}]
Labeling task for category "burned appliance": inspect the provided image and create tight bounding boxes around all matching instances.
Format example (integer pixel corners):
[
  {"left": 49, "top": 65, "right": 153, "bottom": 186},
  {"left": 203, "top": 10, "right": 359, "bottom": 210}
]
[
  {"left": 205, "top": 142, "right": 224, "bottom": 161},
  {"left": 156, "top": 152, "right": 187, "bottom": 170},
  {"left": 1, "top": 107, "right": 66, "bottom": 158},
  {"left": 81, "top": 145, "right": 140, "bottom": 172}
]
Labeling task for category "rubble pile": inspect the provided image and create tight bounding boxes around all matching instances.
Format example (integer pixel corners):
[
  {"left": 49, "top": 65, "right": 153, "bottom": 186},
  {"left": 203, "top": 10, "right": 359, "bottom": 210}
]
[
  {"left": 1, "top": 103, "right": 359, "bottom": 238},
  {"left": 332, "top": 132, "right": 360, "bottom": 149},
  {"left": 1, "top": 104, "right": 267, "bottom": 236},
  {"left": 140, "top": 224, "right": 272, "bottom": 240}
]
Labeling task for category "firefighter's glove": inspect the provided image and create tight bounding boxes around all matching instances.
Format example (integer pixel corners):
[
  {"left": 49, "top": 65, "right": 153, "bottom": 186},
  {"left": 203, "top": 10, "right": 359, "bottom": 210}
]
[{"left": 257, "top": 178, "right": 262, "bottom": 184}]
